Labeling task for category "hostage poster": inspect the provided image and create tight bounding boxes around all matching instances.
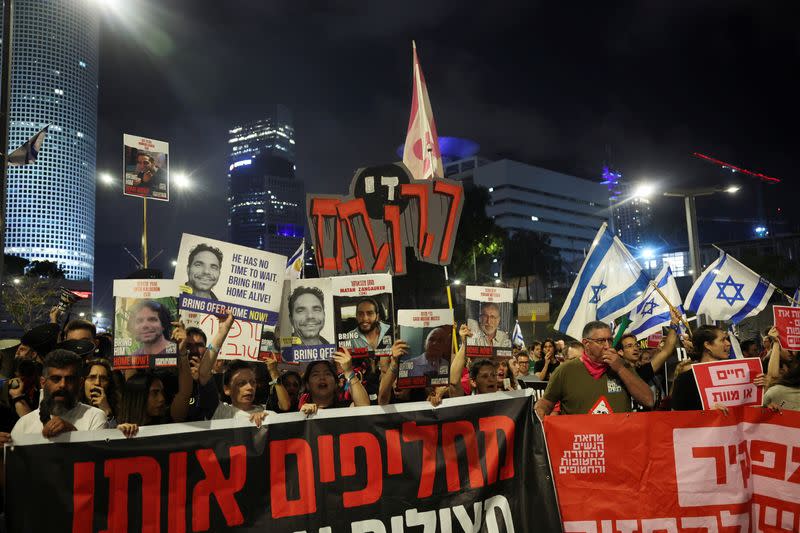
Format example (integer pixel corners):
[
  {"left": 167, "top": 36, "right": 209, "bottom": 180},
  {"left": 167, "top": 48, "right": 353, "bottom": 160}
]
[
  {"left": 123, "top": 134, "right": 170, "bottom": 201},
  {"left": 278, "top": 278, "right": 337, "bottom": 363},
  {"left": 332, "top": 273, "right": 394, "bottom": 357},
  {"left": 173, "top": 234, "right": 285, "bottom": 325},
  {"left": 112, "top": 279, "right": 179, "bottom": 369},
  {"left": 396, "top": 308, "right": 453, "bottom": 389},
  {"left": 465, "top": 285, "right": 513, "bottom": 358}
]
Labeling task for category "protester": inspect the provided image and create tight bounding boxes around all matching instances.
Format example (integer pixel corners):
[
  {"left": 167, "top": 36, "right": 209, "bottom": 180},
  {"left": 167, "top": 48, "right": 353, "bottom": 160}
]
[
  {"left": 205, "top": 360, "right": 271, "bottom": 426},
  {"left": 266, "top": 370, "right": 302, "bottom": 412},
  {"left": 15, "top": 323, "right": 59, "bottom": 363},
  {"left": 10, "top": 350, "right": 107, "bottom": 440},
  {"left": 516, "top": 351, "right": 532, "bottom": 376},
  {"left": 182, "top": 326, "right": 224, "bottom": 421},
  {"left": 116, "top": 372, "right": 169, "bottom": 436},
  {"left": 534, "top": 338, "right": 559, "bottom": 380},
  {"left": 671, "top": 325, "right": 765, "bottom": 411},
  {"left": 63, "top": 319, "right": 98, "bottom": 345},
  {"left": 555, "top": 339, "right": 566, "bottom": 360},
  {"left": 617, "top": 309, "right": 681, "bottom": 391},
  {"left": 763, "top": 346, "right": 800, "bottom": 411},
  {"left": 564, "top": 341, "right": 583, "bottom": 361},
  {"left": 81, "top": 358, "right": 119, "bottom": 426},
  {"left": 496, "top": 358, "right": 519, "bottom": 391},
  {"left": 506, "top": 353, "right": 526, "bottom": 387},
  {"left": 299, "top": 348, "right": 371, "bottom": 414},
  {"left": 534, "top": 321, "right": 654, "bottom": 416},
  {"left": 740, "top": 339, "right": 760, "bottom": 359},
  {"left": 447, "top": 325, "right": 500, "bottom": 396},
  {"left": 530, "top": 341, "right": 542, "bottom": 363}
]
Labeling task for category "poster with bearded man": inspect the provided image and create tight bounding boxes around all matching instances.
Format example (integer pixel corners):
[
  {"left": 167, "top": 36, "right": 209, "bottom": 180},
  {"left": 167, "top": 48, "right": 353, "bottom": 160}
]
[
  {"left": 465, "top": 285, "right": 513, "bottom": 358},
  {"left": 332, "top": 274, "right": 394, "bottom": 357}
]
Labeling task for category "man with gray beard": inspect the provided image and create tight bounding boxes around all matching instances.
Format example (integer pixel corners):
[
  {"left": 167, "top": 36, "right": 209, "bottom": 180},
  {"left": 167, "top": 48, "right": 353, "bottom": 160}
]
[{"left": 10, "top": 350, "right": 107, "bottom": 440}]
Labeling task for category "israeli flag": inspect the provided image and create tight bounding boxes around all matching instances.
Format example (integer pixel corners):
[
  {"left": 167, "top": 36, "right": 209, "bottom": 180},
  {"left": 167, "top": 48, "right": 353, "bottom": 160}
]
[
  {"left": 7, "top": 125, "right": 49, "bottom": 165},
  {"left": 511, "top": 320, "right": 525, "bottom": 348},
  {"left": 628, "top": 266, "right": 684, "bottom": 340},
  {"left": 685, "top": 251, "right": 775, "bottom": 323},
  {"left": 554, "top": 223, "right": 650, "bottom": 340},
  {"left": 728, "top": 326, "right": 744, "bottom": 359},
  {"left": 792, "top": 287, "right": 800, "bottom": 307},
  {"left": 284, "top": 240, "right": 305, "bottom": 280}
]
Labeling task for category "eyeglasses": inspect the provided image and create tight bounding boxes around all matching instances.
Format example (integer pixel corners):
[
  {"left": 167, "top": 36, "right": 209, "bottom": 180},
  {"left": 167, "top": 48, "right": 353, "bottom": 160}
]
[
  {"left": 479, "top": 314, "right": 500, "bottom": 321},
  {"left": 585, "top": 337, "right": 614, "bottom": 346}
]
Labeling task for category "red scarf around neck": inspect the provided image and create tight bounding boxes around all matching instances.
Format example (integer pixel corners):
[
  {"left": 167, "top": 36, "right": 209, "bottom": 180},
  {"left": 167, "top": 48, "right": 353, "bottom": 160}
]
[{"left": 581, "top": 352, "right": 607, "bottom": 380}]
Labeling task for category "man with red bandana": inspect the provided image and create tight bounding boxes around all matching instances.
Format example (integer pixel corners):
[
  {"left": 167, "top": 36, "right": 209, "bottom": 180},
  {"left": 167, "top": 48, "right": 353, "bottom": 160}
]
[{"left": 534, "top": 321, "right": 654, "bottom": 417}]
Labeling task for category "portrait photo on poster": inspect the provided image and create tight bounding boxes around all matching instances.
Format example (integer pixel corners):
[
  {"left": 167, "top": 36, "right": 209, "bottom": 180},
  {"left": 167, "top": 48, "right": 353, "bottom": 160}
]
[
  {"left": 113, "top": 280, "right": 179, "bottom": 369},
  {"left": 465, "top": 285, "right": 513, "bottom": 358},
  {"left": 122, "top": 134, "right": 170, "bottom": 201},
  {"left": 173, "top": 233, "right": 286, "bottom": 325},
  {"left": 396, "top": 309, "right": 453, "bottom": 389},
  {"left": 332, "top": 274, "right": 395, "bottom": 357},
  {"left": 278, "top": 278, "right": 336, "bottom": 363}
]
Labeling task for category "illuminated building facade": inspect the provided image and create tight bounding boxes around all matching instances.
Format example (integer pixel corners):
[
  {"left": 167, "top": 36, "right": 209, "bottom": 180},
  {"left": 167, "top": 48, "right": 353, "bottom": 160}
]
[
  {"left": 602, "top": 166, "right": 652, "bottom": 248},
  {"left": 2, "top": 0, "right": 99, "bottom": 280},
  {"left": 227, "top": 106, "right": 304, "bottom": 256}
]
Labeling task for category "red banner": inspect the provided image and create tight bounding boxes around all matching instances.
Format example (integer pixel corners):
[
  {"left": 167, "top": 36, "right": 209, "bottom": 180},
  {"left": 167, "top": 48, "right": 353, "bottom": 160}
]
[
  {"left": 773, "top": 305, "right": 800, "bottom": 351},
  {"left": 691, "top": 358, "right": 764, "bottom": 409},
  {"left": 545, "top": 408, "right": 800, "bottom": 533}
]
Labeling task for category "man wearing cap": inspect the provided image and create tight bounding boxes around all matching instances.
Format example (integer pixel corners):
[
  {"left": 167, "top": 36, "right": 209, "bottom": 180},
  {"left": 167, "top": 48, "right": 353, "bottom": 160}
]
[{"left": 15, "top": 323, "right": 60, "bottom": 363}]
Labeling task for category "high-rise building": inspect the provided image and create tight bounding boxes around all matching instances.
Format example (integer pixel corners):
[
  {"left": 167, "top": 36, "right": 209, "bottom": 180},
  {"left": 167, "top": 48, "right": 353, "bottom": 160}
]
[
  {"left": 447, "top": 157, "right": 609, "bottom": 274},
  {"left": 227, "top": 106, "right": 304, "bottom": 257},
  {"left": 602, "top": 166, "right": 652, "bottom": 249},
  {"left": 2, "top": 0, "right": 99, "bottom": 280}
]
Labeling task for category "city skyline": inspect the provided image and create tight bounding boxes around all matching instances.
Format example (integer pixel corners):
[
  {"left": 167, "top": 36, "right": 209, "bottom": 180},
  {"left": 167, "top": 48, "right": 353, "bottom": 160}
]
[{"left": 37, "top": 0, "right": 800, "bottom": 313}]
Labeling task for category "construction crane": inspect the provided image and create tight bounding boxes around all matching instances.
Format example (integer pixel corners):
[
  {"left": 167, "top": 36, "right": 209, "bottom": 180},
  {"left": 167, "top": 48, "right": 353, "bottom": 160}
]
[{"left": 691, "top": 152, "right": 782, "bottom": 237}]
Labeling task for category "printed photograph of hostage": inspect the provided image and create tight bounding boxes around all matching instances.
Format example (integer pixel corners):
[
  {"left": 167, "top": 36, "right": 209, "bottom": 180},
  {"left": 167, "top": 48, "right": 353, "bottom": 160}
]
[
  {"left": 289, "top": 285, "right": 332, "bottom": 346},
  {"left": 340, "top": 297, "right": 393, "bottom": 355},
  {"left": 465, "top": 286, "right": 514, "bottom": 357},
  {"left": 127, "top": 300, "right": 177, "bottom": 356},
  {"left": 184, "top": 243, "right": 223, "bottom": 300},
  {"left": 397, "top": 323, "right": 454, "bottom": 388}
]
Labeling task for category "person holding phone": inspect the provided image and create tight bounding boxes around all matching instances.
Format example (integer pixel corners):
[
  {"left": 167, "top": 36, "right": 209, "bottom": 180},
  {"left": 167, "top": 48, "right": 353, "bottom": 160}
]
[{"left": 80, "top": 359, "right": 119, "bottom": 427}]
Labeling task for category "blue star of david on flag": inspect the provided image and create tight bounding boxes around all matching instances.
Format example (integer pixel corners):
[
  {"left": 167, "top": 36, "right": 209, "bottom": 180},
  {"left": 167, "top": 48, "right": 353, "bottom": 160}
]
[
  {"left": 715, "top": 275, "right": 745, "bottom": 306},
  {"left": 589, "top": 282, "right": 607, "bottom": 304},
  {"left": 639, "top": 297, "right": 658, "bottom": 316}
]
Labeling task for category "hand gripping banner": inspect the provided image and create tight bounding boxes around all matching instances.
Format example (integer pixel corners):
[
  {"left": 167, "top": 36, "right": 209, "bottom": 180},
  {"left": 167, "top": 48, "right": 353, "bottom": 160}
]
[
  {"left": 307, "top": 162, "right": 464, "bottom": 277},
  {"left": 4, "top": 390, "right": 562, "bottom": 532}
]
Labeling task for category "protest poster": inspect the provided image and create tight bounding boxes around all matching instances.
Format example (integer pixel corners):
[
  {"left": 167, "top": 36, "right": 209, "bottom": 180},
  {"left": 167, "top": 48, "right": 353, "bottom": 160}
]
[
  {"left": 306, "top": 162, "right": 464, "bottom": 277},
  {"left": 5, "top": 390, "right": 562, "bottom": 533},
  {"left": 332, "top": 273, "right": 394, "bottom": 357},
  {"left": 396, "top": 308, "right": 453, "bottom": 389},
  {"left": 112, "top": 279, "right": 179, "bottom": 369},
  {"left": 465, "top": 285, "right": 514, "bottom": 358},
  {"left": 691, "top": 358, "right": 764, "bottom": 410},
  {"left": 174, "top": 234, "right": 285, "bottom": 325},
  {"left": 278, "top": 278, "right": 336, "bottom": 363},
  {"left": 123, "top": 134, "right": 169, "bottom": 201},
  {"left": 545, "top": 407, "right": 800, "bottom": 533},
  {"left": 178, "top": 309, "right": 268, "bottom": 363},
  {"left": 773, "top": 305, "right": 800, "bottom": 350}
]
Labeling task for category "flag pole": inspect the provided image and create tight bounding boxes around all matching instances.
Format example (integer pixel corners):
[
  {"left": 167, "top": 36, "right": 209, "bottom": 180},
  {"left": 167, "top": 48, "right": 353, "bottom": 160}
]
[
  {"left": 443, "top": 266, "right": 458, "bottom": 356},
  {"left": 711, "top": 244, "right": 798, "bottom": 306},
  {"left": 648, "top": 281, "right": 693, "bottom": 336}
]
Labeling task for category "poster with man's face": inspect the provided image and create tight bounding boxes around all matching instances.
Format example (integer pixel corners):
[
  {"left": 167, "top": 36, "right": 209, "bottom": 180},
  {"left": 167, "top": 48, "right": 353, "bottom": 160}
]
[
  {"left": 113, "top": 280, "right": 179, "bottom": 369},
  {"left": 278, "top": 278, "right": 336, "bottom": 363},
  {"left": 332, "top": 274, "right": 394, "bottom": 358},
  {"left": 123, "top": 134, "right": 170, "bottom": 201},
  {"left": 396, "top": 309, "right": 454, "bottom": 389},
  {"left": 173, "top": 234, "right": 286, "bottom": 326},
  {"left": 465, "top": 286, "right": 513, "bottom": 358}
]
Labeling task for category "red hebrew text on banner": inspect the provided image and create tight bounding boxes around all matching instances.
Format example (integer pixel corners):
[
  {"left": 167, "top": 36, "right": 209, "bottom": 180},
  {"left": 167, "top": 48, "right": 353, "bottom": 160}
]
[
  {"left": 545, "top": 407, "right": 800, "bottom": 533},
  {"left": 307, "top": 162, "right": 464, "bottom": 277}
]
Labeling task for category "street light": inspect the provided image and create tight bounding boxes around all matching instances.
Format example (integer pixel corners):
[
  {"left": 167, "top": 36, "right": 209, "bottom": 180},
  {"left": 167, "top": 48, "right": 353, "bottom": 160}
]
[
  {"left": 662, "top": 185, "right": 740, "bottom": 283},
  {"left": 99, "top": 172, "right": 114, "bottom": 185},
  {"left": 173, "top": 171, "right": 191, "bottom": 189}
]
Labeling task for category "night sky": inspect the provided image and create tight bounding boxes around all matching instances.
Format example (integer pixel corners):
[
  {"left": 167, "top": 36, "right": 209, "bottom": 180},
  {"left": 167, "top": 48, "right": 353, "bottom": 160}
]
[{"left": 92, "top": 0, "right": 799, "bottom": 314}]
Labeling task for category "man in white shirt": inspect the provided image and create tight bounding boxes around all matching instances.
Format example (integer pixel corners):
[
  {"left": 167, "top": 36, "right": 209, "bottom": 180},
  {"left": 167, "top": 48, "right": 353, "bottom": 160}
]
[{"left": 11, "top": 349, "right": 107, "bottom": 440}]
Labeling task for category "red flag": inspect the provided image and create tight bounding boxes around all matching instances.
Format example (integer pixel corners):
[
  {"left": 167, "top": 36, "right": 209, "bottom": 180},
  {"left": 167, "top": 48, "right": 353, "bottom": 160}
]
[{"left": 403, "top": 42, "right": 443, "bottom": 180}]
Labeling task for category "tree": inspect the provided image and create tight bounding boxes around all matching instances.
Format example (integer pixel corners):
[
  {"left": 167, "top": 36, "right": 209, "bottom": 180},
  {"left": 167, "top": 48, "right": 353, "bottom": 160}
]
[
  {"left": 1, "top": 257, "right": 66, "bottom": 330},
  {"left": 448, "top": 186, "right": 507, "bottom": 285}
]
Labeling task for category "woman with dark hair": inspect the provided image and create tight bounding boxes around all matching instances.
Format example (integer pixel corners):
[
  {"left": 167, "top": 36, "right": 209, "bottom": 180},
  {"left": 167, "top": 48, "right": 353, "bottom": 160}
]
[
  {"left": 299, "top": 348, "right": 370, "bottom": 414},
  {"left": 671, "top": 325, "right": 764, "bottom": 411},
  {"left": 534, "top": 338, "right": 559, "bottom": 380},
  {"left": 762, "top": 327, "right": 800, "bottom": 410},
  {"left": 266, "top": 370, "right": 302, "bottom": 412},
  {"left": 496, "top": 358, "right": 519, "bottom": 391},
  {"left": 81, "top": 358, "right": 119, "bottom": 427},
  {"left": 116, "top": 372, "right": 168, "bottom": 437}
]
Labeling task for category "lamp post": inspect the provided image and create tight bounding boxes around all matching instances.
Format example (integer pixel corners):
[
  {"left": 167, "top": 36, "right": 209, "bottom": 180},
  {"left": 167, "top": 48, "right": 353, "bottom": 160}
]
[{"left": 661, "top": 186, "right": 740, "bottom": 282}]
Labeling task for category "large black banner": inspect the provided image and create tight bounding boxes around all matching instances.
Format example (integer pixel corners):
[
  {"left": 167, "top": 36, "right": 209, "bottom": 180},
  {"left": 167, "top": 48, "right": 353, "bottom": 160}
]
[{"left": 5, "top": 390, "right": 561, "bottom": 532}]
